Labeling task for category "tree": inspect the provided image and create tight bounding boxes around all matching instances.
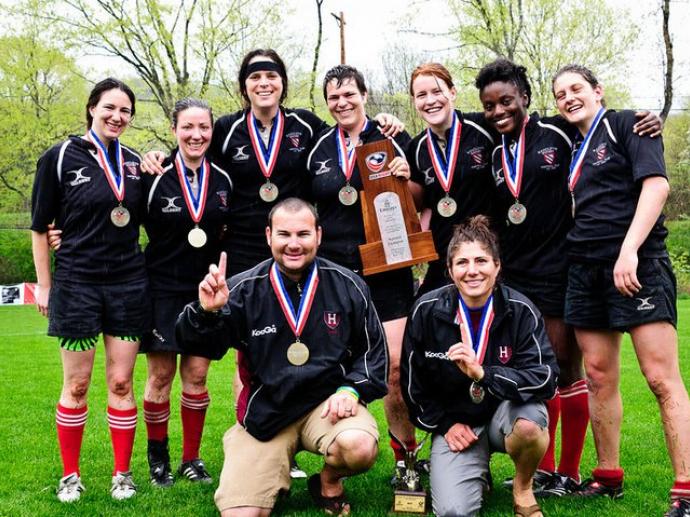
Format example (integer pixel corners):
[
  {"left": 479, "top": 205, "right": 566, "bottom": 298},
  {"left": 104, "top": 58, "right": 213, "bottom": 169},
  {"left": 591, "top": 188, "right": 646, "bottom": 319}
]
[
  {"left": 12, "top": 0, "right": 288, "bottom": 148},
  {"left": 445, "top": 0, "right": 637, "bottom": 113},
  {"left": 0, "top": 34, "right": 86, "bottom": 210},
  {"left": 309, "top": 0, "right": 325, "bottom": 112},
  {"left": 660, "top": 0, "right": 673, "bottom": 120}
]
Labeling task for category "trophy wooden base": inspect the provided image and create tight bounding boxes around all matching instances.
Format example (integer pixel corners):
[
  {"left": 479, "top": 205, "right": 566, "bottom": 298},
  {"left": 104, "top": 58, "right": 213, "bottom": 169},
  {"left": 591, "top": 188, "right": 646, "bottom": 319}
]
[
  {"left": 359, "top": 231, "right": 437, "bottom": 276},
  {"left": 392, "top": 489, "right": 427, "bottom": 514}
]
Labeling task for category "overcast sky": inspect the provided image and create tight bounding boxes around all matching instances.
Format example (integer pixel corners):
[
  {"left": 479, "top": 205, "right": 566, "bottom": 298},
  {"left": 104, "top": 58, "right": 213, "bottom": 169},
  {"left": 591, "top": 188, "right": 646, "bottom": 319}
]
[{"left": 295, "top": 0, "right": 690, "bottom": 112}]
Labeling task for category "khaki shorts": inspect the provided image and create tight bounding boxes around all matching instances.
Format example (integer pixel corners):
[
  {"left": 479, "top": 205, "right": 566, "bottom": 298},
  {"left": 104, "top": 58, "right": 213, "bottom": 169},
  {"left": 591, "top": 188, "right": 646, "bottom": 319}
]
[{"left": 214, "top": 402, "right": 379, "bottom": 512}]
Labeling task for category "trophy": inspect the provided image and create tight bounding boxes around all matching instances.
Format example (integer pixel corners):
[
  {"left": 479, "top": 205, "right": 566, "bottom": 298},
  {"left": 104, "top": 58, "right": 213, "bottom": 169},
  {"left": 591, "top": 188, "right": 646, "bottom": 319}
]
[
  {"left": 390, "top": 432, "right": 429, "bottom": 514},
  {"left": 355, "top": 140, "right": 437, "bottom": 276}
]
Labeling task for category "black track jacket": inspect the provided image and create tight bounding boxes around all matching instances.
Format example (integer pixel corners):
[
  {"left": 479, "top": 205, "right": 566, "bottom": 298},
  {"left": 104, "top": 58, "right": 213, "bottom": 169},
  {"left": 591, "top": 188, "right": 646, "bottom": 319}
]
[
  {"left": 401, "top": 283, "right": 558, "bottom": 435},
  {"left": 176, "top": 257, "right": 388, "bottom": 440}
]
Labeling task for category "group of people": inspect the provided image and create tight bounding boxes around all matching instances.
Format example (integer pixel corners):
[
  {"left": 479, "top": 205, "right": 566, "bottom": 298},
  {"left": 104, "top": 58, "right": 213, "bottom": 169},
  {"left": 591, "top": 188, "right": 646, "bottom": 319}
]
[{"left": 30, "top": 47, "right": 690, "bottom": 517}]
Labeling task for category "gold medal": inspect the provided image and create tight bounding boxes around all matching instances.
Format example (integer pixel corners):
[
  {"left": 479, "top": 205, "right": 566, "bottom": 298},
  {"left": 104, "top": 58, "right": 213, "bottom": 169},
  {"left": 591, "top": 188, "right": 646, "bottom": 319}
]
[
  {"left": 437, "top": 195, "right": 457, "bottom": 218},
  {"left": 187, "top": 226, "right": 207, "bottom": 248},
  {"left": 259, "top": 180, "right": 279, "bottom": 202},
  {"left": 287, "top": 341, "right": 309, "bottom": 366},
  {"left": 507, "top": 202, "right": 527, "bottom": 225},
  {"left": 110, "top": 205, "right": 130, "bottom": 227}
]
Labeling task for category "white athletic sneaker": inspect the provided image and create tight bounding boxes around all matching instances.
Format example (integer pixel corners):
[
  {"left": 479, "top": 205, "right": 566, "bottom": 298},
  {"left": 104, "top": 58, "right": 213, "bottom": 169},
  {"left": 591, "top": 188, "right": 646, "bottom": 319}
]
[
  {"left": 57, "top": 473, "right": 85, "bottom": 503},
  {"left": 290, "top": 465, "right": 307, "bottom": 479},
  {"left": 110, "top": 471, "right": 137, "bottom": 500}
]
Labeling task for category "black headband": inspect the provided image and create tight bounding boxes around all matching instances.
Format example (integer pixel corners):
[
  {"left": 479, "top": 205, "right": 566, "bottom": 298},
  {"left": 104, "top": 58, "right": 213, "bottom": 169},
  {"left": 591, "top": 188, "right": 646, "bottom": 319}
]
[{"left": 246, "top": 61, "right": 282, "bottom": 75}]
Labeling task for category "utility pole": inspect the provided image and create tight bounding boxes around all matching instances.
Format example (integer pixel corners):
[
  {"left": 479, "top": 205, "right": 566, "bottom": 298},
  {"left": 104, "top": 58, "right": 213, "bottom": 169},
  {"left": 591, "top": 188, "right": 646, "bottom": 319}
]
[{"left": 331, "top": 11, "right": 346, "bottom": 64}]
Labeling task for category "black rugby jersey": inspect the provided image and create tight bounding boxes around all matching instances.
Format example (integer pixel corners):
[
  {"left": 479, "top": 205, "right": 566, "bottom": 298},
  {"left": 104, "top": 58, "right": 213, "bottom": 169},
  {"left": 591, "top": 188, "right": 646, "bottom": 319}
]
[
  {"left": 143, "top": 152, "right": 233, "bottom": 293},
  {"left": 31, "top": 136, "right": 146, "bottom": 283},
  {"left": 407, "top": 110, "right": 498, "bottom": 262},
  {"left": 210, "top": 108, "right": 327, "bottom": 274},
  {"left": 568, "top": 110, "right": 668, "bottom": 262},
  {"left": 306, "top": 120, "right": 412, "bottom": 270},
  {"left": 491, "top": 113, "right": 575, "bottom": 278}
]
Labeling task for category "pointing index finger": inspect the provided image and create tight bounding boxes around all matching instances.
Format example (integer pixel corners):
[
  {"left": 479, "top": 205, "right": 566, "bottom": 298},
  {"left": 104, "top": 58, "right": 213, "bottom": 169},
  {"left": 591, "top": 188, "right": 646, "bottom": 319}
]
[{"left": 219, "top": 252, "right": 227, "bottom": 279}]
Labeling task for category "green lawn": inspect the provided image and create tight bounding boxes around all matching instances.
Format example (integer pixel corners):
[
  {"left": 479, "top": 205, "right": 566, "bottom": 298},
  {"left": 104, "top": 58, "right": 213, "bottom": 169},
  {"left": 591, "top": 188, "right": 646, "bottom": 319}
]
[{"left": 1, "top": 303, "right": 689, "bottom": 516}]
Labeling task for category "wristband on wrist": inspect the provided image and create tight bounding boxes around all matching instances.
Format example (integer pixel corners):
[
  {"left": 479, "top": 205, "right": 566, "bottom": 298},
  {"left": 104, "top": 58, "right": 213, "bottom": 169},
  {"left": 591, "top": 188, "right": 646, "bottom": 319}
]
[{"left": 336, "top": 386, "right": 360, "bottom": 402}]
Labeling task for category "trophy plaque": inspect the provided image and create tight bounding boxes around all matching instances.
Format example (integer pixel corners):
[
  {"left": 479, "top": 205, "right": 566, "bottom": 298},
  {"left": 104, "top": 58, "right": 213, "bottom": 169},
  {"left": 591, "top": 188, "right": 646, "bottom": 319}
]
[
  {"left": 355, "top": 140, "right": 437, "bottom": 276},
  {"left": 390, "top": 432, "right": 429, "bottom": 514}
]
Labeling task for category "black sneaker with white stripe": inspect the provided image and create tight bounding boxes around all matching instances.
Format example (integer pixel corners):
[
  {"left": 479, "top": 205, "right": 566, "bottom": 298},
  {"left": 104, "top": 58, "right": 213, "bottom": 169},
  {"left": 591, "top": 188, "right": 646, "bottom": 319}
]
[
  {"left": 534, "top": 473, "right": 581, "bottom": 497},
  {"left": 147, "top": 439, "right": 174, "bottom": 488},
  {"left": 503, "top": 470, "right": 554, "bottom": 490},
  {"left": 178, "top": 458, "right": 213, "bottom": 484},
  {"left": 666, "top": 499, "right": 690, "bottom": 517},
  {"left": 574, "top": 477, "right": 623, "bottom": 499}
]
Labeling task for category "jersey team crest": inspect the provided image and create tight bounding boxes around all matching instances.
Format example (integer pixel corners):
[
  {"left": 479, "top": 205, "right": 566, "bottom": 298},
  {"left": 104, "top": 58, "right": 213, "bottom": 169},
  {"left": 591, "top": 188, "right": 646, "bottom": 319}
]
[{"left": 365, "top": 152, "right": 387, "bottom": 173}]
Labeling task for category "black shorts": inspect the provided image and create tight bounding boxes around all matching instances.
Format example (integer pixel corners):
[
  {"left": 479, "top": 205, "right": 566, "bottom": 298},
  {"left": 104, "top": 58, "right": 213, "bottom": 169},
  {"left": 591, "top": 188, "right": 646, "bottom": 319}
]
[
  {"left": 48, "top": 278, "right": 151, "bottom": 339},
  {"left": 140, "top": 291, "right": 197, "bottom": 353},
  {"left": 363, "top": 267, "right": 414, "bottom": 322},
  {"left": 564, "top": 257, "right": 677, "bottom": 331},
  {"left": 502, "top": 272, "right": 567, "bottom": 318}
]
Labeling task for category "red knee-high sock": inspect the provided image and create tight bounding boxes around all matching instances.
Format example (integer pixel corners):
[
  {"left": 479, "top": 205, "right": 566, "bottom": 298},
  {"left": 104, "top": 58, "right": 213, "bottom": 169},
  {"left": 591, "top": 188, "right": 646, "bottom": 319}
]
[
  {"left": 181, "top": 391, "right": 210, "bottom": 462},
  {"left": 389, "top": 431, "right": 417, "bottom": 462},
  {"left": 671, "top": 480, "right": 690, "bottom": 501},
  {"left": 108, "top": 406, "right": 137, "bottom": 474},
  {"left": 143, "top": 399, "right": 170, "bottom": 441},
  {"left": 593, "top": 467, "right": 624, "bottom": 487},
  {"left": 56, "top": 404, "right": 88, "bottom": 477},
  {"left": 558, "top": 379, "right": 589, "bottom": 481},
  {"left": 538, "top": 391, "right": 560, "bottom": 473}
]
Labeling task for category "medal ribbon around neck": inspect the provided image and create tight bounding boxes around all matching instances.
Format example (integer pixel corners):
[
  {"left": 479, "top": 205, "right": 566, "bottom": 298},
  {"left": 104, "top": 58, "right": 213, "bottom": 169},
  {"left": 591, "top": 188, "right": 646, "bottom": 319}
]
[
  {"left": 426, "top": 112, "right": 462, "bottom": 195},
  {"left": 87, "top": 129, "right": 124, "bottom": 202},
  {"left": 568, "top": 107, "right": 606, "bottom": 192},
  {"left": 336, "top": 119, "right": 369, "bottom": 182},
  {"left": 269, "top": 261, "right": 320, "bottom": 340},
  {"left": 174, "top": 153, "right": 210, "bottom": 224},
  {"left": 248, "top": 110, "right": 284, "bottom": 181},
  {"left": 455, "top": 294, "right": 494, "bottom": 365},
  {"left": 500, "top": 116, "right": 529, "bottom": 200}
]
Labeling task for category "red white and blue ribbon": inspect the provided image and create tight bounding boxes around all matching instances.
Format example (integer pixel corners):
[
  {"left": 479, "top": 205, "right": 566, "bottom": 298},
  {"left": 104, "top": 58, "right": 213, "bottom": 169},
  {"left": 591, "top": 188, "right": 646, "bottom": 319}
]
[
  {"left": 500, "top": 117, "right": 529, "bottom": 200},
  {"left": 269, "top": 260, "right": 319, "bottom": 339},
  {"left": 455, "top": 294, "right": 494, "bottom": 364},
  {"left": 174, "top": 153, "right": 210, "bottom": 224},
  {"left": 426, "top": 112, "right": 462, "bottom": 195},
  {"left": 568, "top": 107, "right": 606, "bottom": 192},
  {"left": 87, "top": 129, "right": 124, "bottom": 202},
  {"left": 248, "top": 110, "right": 284, "bottom": 181},
  {"left": 336, "top": 119, "right": 369, "bottom": 182}
]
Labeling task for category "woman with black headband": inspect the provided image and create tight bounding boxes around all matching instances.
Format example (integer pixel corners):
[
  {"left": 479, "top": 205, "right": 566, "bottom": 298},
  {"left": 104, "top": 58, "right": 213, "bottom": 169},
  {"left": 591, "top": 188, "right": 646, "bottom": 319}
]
[{"left": 143, "top": 49, "right": 402, "bottom": 277}]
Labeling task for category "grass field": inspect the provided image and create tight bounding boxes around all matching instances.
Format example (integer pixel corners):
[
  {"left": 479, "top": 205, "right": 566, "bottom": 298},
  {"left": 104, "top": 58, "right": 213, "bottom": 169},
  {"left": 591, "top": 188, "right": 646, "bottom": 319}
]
[{"left": 1, "top": 304, "right": 689, "bottom": 517}]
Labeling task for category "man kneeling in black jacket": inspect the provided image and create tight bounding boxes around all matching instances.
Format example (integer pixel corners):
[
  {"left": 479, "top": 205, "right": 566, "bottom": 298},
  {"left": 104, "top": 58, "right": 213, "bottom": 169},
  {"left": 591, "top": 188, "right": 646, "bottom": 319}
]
[{"left": 177, "top": 198, "right": 388, "bottom": 516}]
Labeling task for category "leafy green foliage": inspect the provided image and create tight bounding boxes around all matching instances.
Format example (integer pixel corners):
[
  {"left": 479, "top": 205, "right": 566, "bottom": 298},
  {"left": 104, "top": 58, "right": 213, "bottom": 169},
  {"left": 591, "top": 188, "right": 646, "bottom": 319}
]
[
  {"left": 0, "top": 34, "right": 86, "bottom": 211},
  {"left": 446, "top": 0, "right": 636, "bottom": 114}
]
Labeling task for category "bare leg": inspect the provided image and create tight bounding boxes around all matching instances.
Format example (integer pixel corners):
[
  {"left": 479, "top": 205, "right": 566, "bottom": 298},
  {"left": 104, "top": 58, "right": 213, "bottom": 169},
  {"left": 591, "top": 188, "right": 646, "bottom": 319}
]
[
  {"left": 506, "top": 418, "right": 549, "bottom": 514},
  {"left": 60, "top": 348, "right": 96, "bottom": 408},
  {"left": 383, "top": 317, "right": 415, "bottom": 446},
  {"left": 631, "top": 321, "right": 690, "bottom": 481},
  {"left": 321, "top": 430, "right": 378, "bottom": 499},
  {"left": 104, "top": 336, "right": 138, "bottom": 410},
  {"left": 576, "top": 328, "right": 622, "bottom": 470},
  {"left": 180, "top": 355, "right": 211, "bottom": 394},
  {"left": 144, "top": 352, "right": 176, "bottom": 403}
]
